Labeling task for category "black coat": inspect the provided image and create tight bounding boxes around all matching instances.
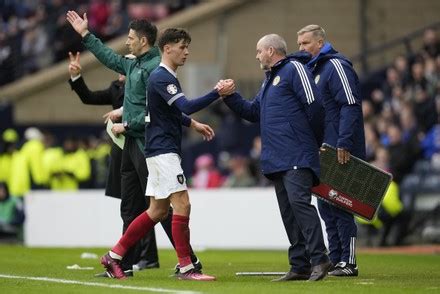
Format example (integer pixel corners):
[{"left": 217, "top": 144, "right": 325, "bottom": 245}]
[
  {"left": 69, "top": 76, "right": 124, "bottom": 198},
  {"left": 69, "top": 76, "right": 124, "bottom": 109}
]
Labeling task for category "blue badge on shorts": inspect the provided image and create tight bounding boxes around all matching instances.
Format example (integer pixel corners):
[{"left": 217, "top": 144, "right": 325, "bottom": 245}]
[{"left": 177, "top": 174, "right": 185, "bottom": 184}]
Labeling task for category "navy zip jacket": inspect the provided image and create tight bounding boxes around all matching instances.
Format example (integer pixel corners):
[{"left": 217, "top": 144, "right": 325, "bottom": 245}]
[
  {"left": 224, "top": 52, "right": 323, "bottom": 183},
  {"left": 306, "top": 43, "right": 366, "bottom": 159}
]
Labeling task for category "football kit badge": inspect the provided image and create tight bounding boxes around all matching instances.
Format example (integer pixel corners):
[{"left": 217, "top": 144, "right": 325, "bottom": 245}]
[
  {"left": 177, "top": 174, "right": 185, "bottom": 185},
  {"left": 314, "top": 75, "right": 320, "bottom": 84},
  {"left": 167, "top": 84, "right": 178, "bottom": 95}
]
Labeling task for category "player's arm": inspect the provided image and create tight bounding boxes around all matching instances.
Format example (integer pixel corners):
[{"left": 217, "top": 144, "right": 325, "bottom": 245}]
[
  {"left": 290, "top": 61, "right": 325, "bottom": 144},
  {"left": 153, "top": 76, "right": 220, "bottom": 115},
  {"left": 181, "top": 114, "right": 191, "bottom": 127},
  {"left": 328, "top": 59, "right": 362, "bottom": 152},
  {"left": 172, "top": 90, "right": 220, "bottom": 115}
]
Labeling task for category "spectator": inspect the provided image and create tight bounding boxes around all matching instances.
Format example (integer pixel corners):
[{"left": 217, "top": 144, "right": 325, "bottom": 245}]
[
  {"left": 248, "top": 136, "right": 270, "bottom": 187},
  {"left": 191, "top": 154, "right": 223, "bottom": 188},
  {"left": 0, "top": 182, "right": 25, "bottom": 241},
  {"left": 21, "top": 23, "right": 52, "bottom": 74},
  {"left": 88, "top": 0, "right": 111, "bottom": 39},
  {"left": 101, "top": 0, "right": 128, "bottom": 41},
  {"left": 422, "top": 28, "right": 440, "bottom": 58},
  {"left": 0, "top": 129, "right": 19, "bottom": 184},
  {"left": 364, "top": 122, "right": 380, "bottom": 162},
  {"left": 362, "top": 100, "right": 375, "bottom": 123},
  {"left": 48, "top": 136, "right": 91, "bottom": 190},
  {"left": 386, "top": 124, "right": 419, "bottom": 183},
  {"left": 421, "top": 124, "right": 440, "bottom": 159},
  {"left": 393, "top": 55, "right": 411, "bottom": 87},
  {"left": 222, "top": 154, "right": 256, "bottom": 188},
  {"left": 382, "top": 67, "right": 401, "bottom": 99}
]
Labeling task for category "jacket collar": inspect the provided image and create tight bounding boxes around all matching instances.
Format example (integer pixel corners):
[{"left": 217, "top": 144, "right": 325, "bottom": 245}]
[
  {"left": 265, "top": 56, "right": 290, "bottom": 78},
  {"left": 265, "top": 51, "right": 313, "bottom": 78},
  {"left": 306, "top": 42, "right": 335, "bottom": 68},
  {"left": 136, "top": 46, "right": 160, "bottom": 62}
]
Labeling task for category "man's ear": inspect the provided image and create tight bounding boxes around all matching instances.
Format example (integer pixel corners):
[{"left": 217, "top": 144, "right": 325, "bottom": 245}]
[
  {"left": 163, "top": 44, "right": 170, "bottom": 53},
  {"left": 269, "top": 46, "right": 275, "bottom": 57},
  {"left": 140, "top": 36, "right": 148, "bottom": 47}
]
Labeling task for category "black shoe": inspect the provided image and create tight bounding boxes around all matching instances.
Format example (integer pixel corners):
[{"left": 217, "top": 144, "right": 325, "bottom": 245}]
[
  {"left": 174, "top": 259, "right": 203, "bottom": 275},
  {"left": 328, "top": 262, "right": 335, "bottom": 273},
  {"left": 132, "top": 260, "right": 160, "bottom": 271},
  {"left": 94, "top": 269, "right": 134, "bottom": 278},
  {"left": 328, "top": 262, "right": 358, "bottom": 277},
  {"left": 308, "top": 260, "right": 331, "bottom": 281},
  {"left": 271, "top": 271, "right": 311, "bottom": 282}
]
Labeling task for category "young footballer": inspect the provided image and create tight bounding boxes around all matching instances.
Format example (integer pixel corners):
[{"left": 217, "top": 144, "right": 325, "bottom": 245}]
[{"left": 100, "top": 28, "right": 234, "bottom": 280}]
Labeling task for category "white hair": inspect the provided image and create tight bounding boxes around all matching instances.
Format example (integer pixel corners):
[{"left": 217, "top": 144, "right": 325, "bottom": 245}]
[{"left": 258, "top": 34, "right": 287, "bottom": 55}]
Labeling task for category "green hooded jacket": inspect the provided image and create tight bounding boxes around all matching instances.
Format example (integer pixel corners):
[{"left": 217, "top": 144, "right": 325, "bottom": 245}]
[{"left": 83, "top": 33, "right": 161, "bottom": 150}]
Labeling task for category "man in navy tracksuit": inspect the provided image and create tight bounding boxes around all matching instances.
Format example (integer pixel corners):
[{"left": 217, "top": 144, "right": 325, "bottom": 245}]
[
  {"left": 297, "top": 24, "right": 366, "bottom": 277},
  {"left": 220, "top": 34, "right": 330, "bottom": 281}
]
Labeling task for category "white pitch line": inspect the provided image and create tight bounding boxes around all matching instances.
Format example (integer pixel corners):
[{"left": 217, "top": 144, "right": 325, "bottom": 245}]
[{"left": 0, "top": 274, "right": 201, "bottom": 294}]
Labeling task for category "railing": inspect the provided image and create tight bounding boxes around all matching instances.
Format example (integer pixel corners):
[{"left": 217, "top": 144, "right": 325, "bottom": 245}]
[{"left": 352, "top": 21, "right": 440, "bottom": 75}]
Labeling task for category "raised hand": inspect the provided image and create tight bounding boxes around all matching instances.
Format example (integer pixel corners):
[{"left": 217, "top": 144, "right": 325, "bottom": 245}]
[
  {"left": 191, "top": 119, "right": 215, "bottom": 141},
  {"left": 66, "top": 10, "right": 89, "bottom": 37},
  {"left": 68, "top": 51, "right": 82, "bottom": 77}
]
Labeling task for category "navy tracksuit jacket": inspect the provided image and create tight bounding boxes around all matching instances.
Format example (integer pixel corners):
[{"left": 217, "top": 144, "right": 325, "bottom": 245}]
[
  {"left": 224, "top": 52, "right": 329, "bottom": 271},
  {"left": 306, "top": 42, "right": 366, "bottom": 266}
]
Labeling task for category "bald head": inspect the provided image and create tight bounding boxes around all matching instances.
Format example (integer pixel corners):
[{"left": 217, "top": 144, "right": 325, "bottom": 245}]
[
  {"left": 257, "top": 34, "right": 287, "bottom": 55},
  {"left": 256, "top": 34, "right": 287, "bottom": 70}
]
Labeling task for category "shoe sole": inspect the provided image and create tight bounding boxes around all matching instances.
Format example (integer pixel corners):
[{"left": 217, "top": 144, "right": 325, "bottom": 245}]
[
  {"left": 177, "top": 275, "right": 216, "bottom": 281},
  {"left": 271, "top": 275, "right": 310, "bottom": 282},
  {"left": 329, "top": 272, "right": 358, "bottom": 277}
]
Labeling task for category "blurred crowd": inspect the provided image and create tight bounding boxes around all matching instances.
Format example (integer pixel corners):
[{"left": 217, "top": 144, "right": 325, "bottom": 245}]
[
  {"left": 356, "top": 28, "right": 440, "bottom": 246},
  {"left": 0, "top": 0, "right": 199, "bottom": 86}
]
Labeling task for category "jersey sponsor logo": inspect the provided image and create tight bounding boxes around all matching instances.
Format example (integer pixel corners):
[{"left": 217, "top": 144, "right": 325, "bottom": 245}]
[
  {"left": 167, "top": 84, "right": 178, "bottom": 95},
  {"left": 314, "top": 74, "right": 320, "bottom": 84},
  {"left": 272, "top": 75, "right": 281, "bottom": 86},
  {"left": 177, "top": 174, "right": 185, "bottom": 185}
]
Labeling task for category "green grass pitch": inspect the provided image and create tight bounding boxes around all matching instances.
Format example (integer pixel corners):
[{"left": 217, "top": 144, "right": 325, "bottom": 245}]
[{"left": 0, "top": 245, "right": 439, "bottom": 293}]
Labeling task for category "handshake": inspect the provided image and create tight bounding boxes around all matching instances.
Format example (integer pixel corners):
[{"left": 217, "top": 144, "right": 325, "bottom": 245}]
[{"left": 215, "top": 79, "right": 236, "bottom": 97}]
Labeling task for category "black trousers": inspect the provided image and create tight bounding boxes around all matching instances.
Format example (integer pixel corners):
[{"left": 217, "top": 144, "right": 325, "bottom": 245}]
[
  {"left": 120, "top": 136, "right": 157, "bottom": 270},
  {"left": 120, "top": 137, "right": 198, "bottom": 270},
  {"left": 105, "top": 143, "right": 122, "bottom": 199},
  {"left": 273, "top": 169, "right": 328, "bottom": 273}
]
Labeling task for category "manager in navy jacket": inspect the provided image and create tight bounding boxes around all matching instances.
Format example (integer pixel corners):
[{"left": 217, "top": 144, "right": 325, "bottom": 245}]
[
  {"left": 297, "top": 24, "right": 366, "bottom": 277},
  {"left": 219, "top": 34, "right": 330, "bottom": 282}
]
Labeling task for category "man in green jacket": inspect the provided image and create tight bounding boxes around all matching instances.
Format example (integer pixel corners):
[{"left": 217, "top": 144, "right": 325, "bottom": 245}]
[{"left": 66, "top": 11, "right": 209, "bottom": 278}]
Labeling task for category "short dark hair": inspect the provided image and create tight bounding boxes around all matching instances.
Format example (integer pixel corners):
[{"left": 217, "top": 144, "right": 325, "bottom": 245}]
[
  {"left": 158, "top": 28, "right": 191, "bottom": 52},
  {"left": 128, "top": 19, "right": 157, "bottom": 46}
]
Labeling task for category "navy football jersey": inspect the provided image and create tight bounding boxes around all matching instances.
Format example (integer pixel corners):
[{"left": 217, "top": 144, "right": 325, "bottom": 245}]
[{"left": 144, "top": 64, "right": 185, "bottom": 158}]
